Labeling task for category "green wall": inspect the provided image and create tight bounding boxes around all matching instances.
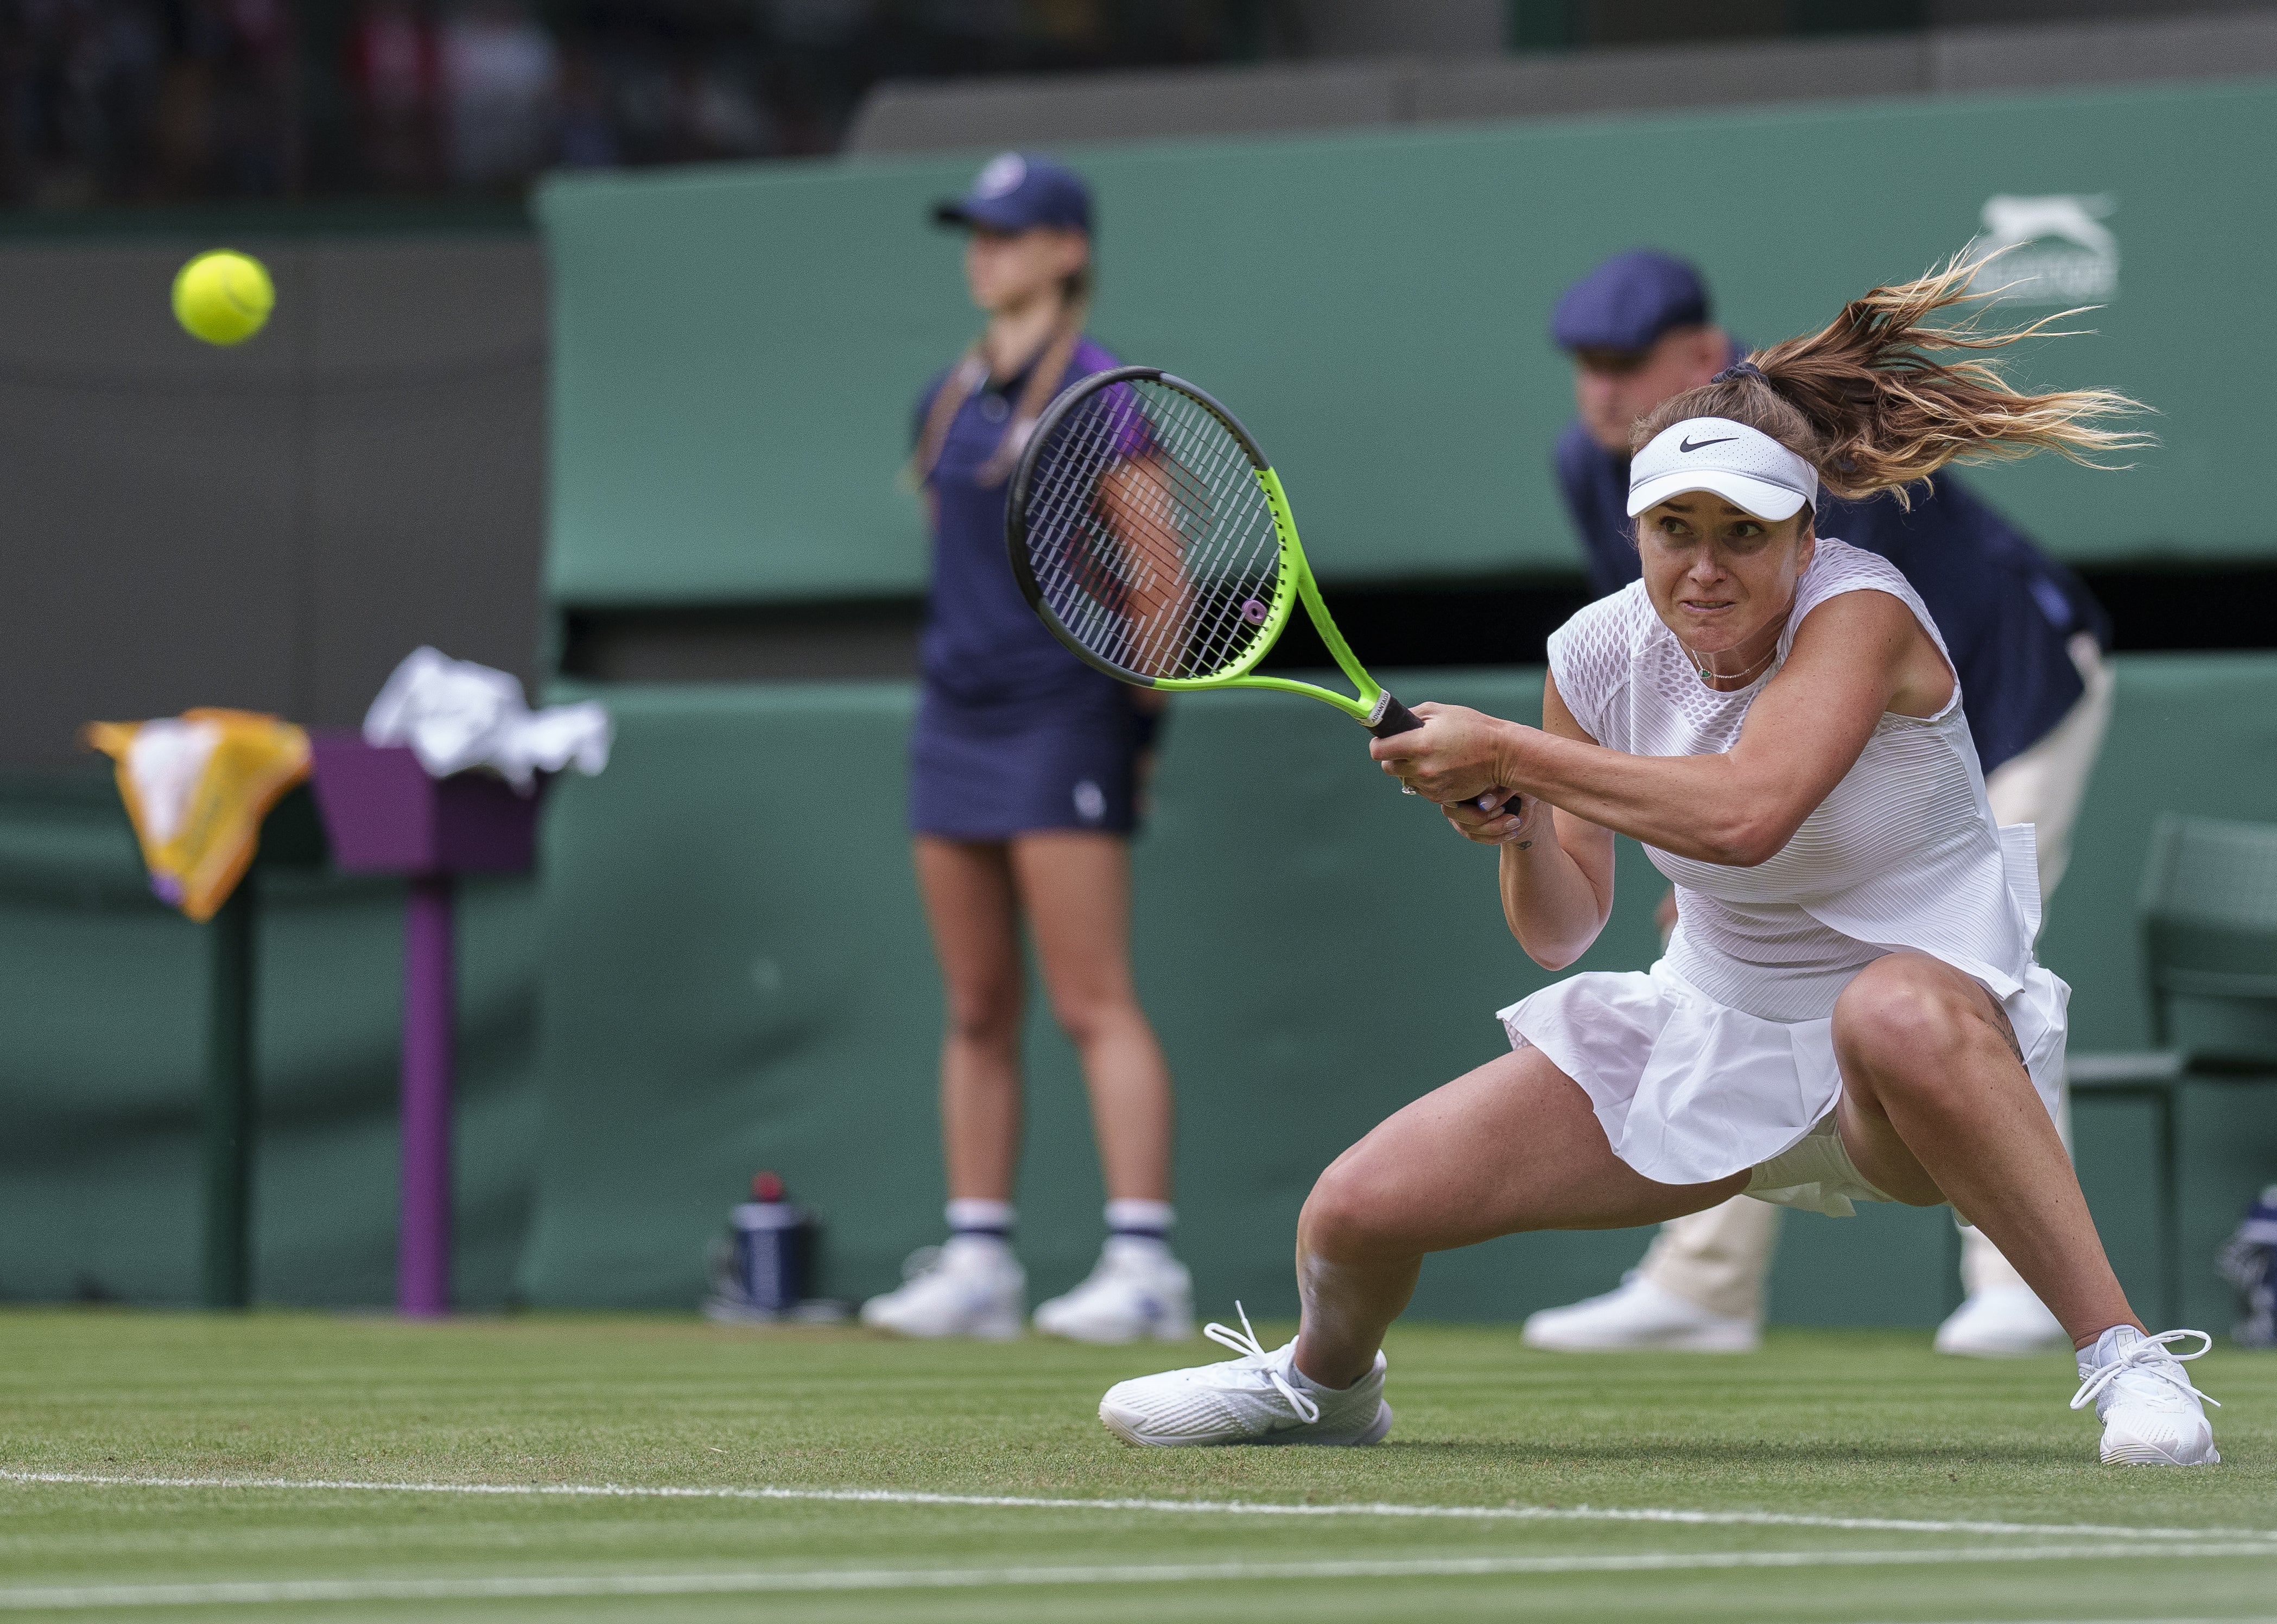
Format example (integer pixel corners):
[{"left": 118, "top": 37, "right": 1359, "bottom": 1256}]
[
  {"left": 518, "top": 656, "right": 2277, "bottom": 1330},
  {"left": 0, "top": 775, "right": 538, "bottom": 1308},
  {"left": 9, "top": 654, "right": 2276, "bottom": 1325},
  {"left": 542, "top": 78, "right": 2277, "bottom": 607}
]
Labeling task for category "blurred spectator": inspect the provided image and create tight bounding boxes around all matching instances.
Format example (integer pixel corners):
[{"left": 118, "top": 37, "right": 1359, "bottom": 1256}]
[
  {"left": 350, "top": 0, "right": 439, "bottom": 191},
  {"left": 763, "top": 0, "right": 870, "bottom": 49},
  {"left": 440, "top": 0, "right": 555, "bottom": 189},
  {"left": 8, "top": 0, "right": 166, "bottom": 205},
  {"left": 553, "top": 43, "right": 618, "bottom": 171},
  {"left": 684, "top": 62, "right": 769, "bottom": 161},
  {"left": 0, "top": 0, "right": 1274, "bottom": 207}
]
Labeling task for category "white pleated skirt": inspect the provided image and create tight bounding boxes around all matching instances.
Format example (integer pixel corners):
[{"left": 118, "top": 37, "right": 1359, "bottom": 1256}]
[{"left": 1498, "top": 957, "right": 2069, "bottom": 1216}]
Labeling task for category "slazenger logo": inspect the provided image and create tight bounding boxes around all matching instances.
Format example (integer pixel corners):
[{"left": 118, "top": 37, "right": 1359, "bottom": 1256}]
[{"left": 1969, "top": 193, "right": 2117, "bottom": 303}]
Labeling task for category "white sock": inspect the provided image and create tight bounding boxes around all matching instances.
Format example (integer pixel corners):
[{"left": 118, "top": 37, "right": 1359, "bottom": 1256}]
[
  {"left": 944, "top": 1198, "right": 1014, "bottom": 1262},
  {"left": 1284, "top": 1349, "right": 1366, "bottom": 1394},
  {"left": 1105, "top": 1198, "right": 1174, "bottom": 1258}
]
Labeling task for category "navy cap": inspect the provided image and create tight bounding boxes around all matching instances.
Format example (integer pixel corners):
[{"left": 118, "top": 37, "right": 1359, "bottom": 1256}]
[
  {"left": 1552, "top": 250, "right": 1711, "bottom": 353},
  {"left": 933, "top": 152, "right": 1092, "bottom": 234}
]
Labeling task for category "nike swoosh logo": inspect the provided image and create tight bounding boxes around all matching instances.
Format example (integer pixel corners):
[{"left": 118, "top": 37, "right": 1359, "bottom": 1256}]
[{"left": 1680, "top": 436, "right": 1736, "bottom": 453}]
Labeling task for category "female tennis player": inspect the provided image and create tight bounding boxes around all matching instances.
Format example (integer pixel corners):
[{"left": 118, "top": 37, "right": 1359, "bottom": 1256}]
[
  {"left": 859, "top": 153, "right": 1191, "bottom": 1344},
  {"left": 1099, "top": 260, "right": 2221, "bottom": 1462}
]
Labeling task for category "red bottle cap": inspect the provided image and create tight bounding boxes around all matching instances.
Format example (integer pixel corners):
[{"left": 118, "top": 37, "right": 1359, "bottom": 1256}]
[{"left": 751, "top": 1171, "right": 785, "bottom": 1202}]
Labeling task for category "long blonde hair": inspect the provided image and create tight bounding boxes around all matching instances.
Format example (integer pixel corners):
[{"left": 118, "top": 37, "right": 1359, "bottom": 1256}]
[{"left": 1636, "top": 252, "right": 2151, "bottom": 507}]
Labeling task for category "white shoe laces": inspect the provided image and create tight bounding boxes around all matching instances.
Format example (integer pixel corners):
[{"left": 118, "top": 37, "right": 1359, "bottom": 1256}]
[
  {"left": 1203, "top": 1302, "right": 1321, "bottom": 1425},
  {"left": 2069, "top": 1328, "right": 2221, "bottom": 1412}
]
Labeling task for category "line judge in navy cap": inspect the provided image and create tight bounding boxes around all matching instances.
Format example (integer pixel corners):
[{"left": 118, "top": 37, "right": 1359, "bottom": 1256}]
[
  {"left": 1526, "top": 248, "right": 2116, "bottom": 1360},
  {"left": 860, "top": 152, "right": 1193, "bottom": 1347}
]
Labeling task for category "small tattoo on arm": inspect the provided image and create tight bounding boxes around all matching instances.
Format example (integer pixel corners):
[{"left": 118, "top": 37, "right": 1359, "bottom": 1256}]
[{"left": 1515, "top": 840, "right": 1533, "bottom": 849}]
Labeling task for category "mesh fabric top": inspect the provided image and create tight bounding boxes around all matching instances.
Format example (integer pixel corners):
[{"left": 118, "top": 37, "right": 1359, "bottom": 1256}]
[{"left": 1545, "top": 540, "right": 2037, "bottom": 1022}]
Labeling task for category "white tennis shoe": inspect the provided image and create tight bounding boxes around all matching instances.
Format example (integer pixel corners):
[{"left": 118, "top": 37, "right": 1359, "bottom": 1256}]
[
  {"left": 859, "top": 1238, "right": 1024, "bottom": 1340},
  {"left": 1520, "top": 1274, "right": 1760, "bottom": 1353},
  {"left": 1935, "top": 1285, "right": 2070, "bottom": 1356},
  {"left": 1033, "top": 1239, "right": 1194, "bottom": 1344},
  {"left": 2071, "top": 1326, "right": 2221, "bottom": 1466},
  {"left": 1098, "top": 1304, "right": 1392, "bottom": 1447}
]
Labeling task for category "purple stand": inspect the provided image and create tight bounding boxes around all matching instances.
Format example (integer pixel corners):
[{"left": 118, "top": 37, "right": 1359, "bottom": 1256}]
[
  {"left": 308, "top": 733, "right": 544, "bottom": 1317},
  {"left": 399, "top": 875, "right": 454, "bottom": 1316}
]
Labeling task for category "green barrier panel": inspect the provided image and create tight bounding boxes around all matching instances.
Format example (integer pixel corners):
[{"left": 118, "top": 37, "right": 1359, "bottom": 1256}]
[
  {"left": 0, "top": 777, "right": 540, "bottom": 1307},
  {"left": 2032, "top": 654, "right": 2277, "bottom": 1320},
  {"left": 542, "top": 79, "right": 2277, "bottom": 607},
  {"left": 519, "top": 674, "right": 1969, "bottom": 1325},
  {"left": 8, "top": 653, "right": 2273, "bottom": 1320}
]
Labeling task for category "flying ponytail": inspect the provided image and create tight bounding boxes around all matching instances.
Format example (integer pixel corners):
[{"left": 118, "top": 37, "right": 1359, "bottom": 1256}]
[{"left": 1635, "top": 252, "right": 2151, "bottom": 507}]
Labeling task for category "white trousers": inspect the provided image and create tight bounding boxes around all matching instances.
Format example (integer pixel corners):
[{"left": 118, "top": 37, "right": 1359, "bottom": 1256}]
[{"left": 1638, "top": 635, "right": 2115, "bottom": 1320}]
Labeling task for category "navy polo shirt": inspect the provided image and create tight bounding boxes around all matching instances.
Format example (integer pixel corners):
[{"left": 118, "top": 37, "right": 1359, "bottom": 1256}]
[
  {"left": 1553, "top": 420, "right": 2110, "bottom": 775},
  {"left": 915, "top": 337, "right": 1122, "bottom": 707}
]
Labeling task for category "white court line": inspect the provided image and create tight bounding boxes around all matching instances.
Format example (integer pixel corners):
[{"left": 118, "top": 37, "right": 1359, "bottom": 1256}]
[
  {"left": 3, "top": 1545, "right": 2276, "bottom": 1610},
  {"left": 4, "top": 1469, "right": 2273, "bottom": 1546}
]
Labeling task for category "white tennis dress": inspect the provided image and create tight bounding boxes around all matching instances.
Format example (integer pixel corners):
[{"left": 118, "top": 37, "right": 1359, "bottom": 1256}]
[{"left": 1498, "top": 540, "right": 2068, "bottom": 1214}]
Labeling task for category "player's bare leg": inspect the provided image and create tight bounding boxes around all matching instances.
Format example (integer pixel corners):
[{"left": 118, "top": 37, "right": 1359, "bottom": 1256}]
[
  {"left": 1828, "top": 953, "right": 2128, "bottom": 1337},
  {"left": 1098, "top": 1047, "right": 1742, "bottom": 1445},
  {"left": 1294, "top": 1047, "right": 1746, "bottom": 1388},
  {"left": 1831, "top": 953, "right": 2219, "bottom": 1464}
]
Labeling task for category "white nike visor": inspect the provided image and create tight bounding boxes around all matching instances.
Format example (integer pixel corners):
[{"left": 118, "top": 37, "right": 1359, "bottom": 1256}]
[{"left": 1626, "top": 416, "right": 1819, "bottom": 524}]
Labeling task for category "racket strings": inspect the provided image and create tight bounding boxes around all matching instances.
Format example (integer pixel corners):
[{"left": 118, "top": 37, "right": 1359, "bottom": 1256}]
[
  {"left": 1020, "top": 379, "right": 1281, "bottom": 681},
  {"left": 1098, "top": 403, "right": 1257, "bottom": 678},
  {"left": 1143, "top": 416, "right": 1278, "bottom": 676},
  {"left": 1027, "top": 401, "right": 1138, "bottom": 661},
  {"left": 1034, "top": 388, "right": 1226, "bottom": 677},
  {"left": 1038, "top": 398, "right": 1200, "bottom": 675}
]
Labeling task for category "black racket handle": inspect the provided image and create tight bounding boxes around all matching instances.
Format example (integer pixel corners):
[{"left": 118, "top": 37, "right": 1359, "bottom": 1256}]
[
  {"left": 1368, "top": 696, "right": 1424, "bottom": 738},
  {"left": 1372, "top": 694, "right": 1521, "bottom": 816}
]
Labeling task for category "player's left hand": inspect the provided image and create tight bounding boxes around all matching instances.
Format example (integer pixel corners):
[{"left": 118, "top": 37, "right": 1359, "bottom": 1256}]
[
  {"left": 1368, "top": 702, "right": 1518, "bottom": 805},
  {"left": 1442, "top": 786, "right": 1539, "bottom": 847}
]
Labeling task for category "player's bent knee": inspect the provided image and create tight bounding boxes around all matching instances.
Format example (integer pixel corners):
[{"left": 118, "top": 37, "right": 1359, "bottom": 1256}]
[
  {"left": 1832, "top": 960, "right": 1977, "bottom": 1082},
  {"left": 1297, "top": 1157, "right": 1410, "bottom": 1262}
]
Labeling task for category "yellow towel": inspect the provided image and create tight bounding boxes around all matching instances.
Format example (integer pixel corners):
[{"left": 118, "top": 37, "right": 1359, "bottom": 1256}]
[{"left": 84, "top": 709, "right": 312, "bottom": 922}]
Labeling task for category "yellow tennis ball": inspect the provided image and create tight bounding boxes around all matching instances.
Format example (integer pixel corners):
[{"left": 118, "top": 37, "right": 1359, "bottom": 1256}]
[{"left": 172, "top": 249, "right": 274, "bottom": 346}]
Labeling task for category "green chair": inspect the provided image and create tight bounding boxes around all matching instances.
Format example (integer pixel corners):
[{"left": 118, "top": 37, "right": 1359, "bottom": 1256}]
[{"left": 2069, "top": 813, "right": 2277, "bottom": 1325}]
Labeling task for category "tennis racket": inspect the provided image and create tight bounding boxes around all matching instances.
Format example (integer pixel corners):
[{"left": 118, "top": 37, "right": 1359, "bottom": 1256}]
[{"left": 1006, "top": 367, "right": 1490, "bottom": 804}]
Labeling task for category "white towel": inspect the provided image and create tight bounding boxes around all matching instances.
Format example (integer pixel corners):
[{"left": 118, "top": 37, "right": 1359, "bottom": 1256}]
[{"left": 364, "top": 647, "right": 611, "bottom": 789}]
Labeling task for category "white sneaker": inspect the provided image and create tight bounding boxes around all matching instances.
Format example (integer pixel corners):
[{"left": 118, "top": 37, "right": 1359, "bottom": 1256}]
[
  {"left": 1521, "top": 1274, "right": 1759, "bottom": 1353},
  {"left": 1099, "top": 1304, "right": 1392, "bottom": 1447},
  {"left": 1034, "top": 1238, "right": 1194, "bottom": 1344},
  {"left": 1935, "top": 1285, "right": 2070, "bottom": 1357},
  {"left": 2071, "top": 1326, "right": 2222, "bottom": 1466},
  {"left": 859, "top": 1238, "right": 1024, "bottom": 1340}
]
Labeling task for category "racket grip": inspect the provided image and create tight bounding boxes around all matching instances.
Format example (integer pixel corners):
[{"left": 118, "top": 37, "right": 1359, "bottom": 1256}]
[
  {"left": 1368, "top": 695, "right": 1424, "bottom": 738},
  {"left": 1370, "top": 694, "right": 1515, "bottom": 815}
]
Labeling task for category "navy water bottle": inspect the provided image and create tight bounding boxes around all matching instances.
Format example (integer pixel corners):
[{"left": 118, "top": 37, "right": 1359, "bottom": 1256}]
[{"left": 733, "top": 1171, "right": 805, "bottom": 1314}]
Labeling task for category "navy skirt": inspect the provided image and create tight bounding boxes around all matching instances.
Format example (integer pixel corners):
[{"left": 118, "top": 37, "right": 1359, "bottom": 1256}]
[{"left": 910, "top": 681, "right": 1141, "bottom": 840}]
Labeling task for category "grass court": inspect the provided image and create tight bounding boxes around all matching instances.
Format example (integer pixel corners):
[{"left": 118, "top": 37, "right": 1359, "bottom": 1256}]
[{"left": 2, "top": 1309, "right": 2274, "bottom": 1621}]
